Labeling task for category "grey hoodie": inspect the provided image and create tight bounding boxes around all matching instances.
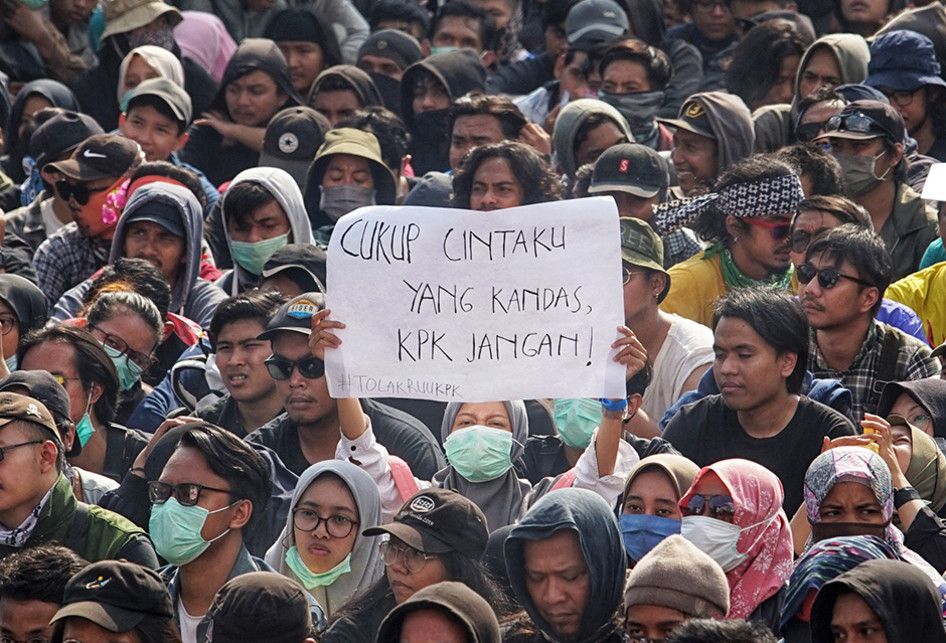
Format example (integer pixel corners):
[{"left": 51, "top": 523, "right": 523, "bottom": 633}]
[
  {"left": 551, "top": 99, "right": 633, "bottom": 179},
  {"left": 218, "top": 167, "right": 314, "bottom": 296},
  {"left": 753, "top": 33, "right": 870, "bottom": 152},
  {"left": 49, "top": 183, "right": 227, "bottom": 328},
  {"left": 694, "top": 91, "right": 755, "bottom": 176}
]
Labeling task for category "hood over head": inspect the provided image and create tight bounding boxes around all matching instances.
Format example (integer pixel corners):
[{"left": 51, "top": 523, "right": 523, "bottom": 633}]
[
  {"left": 0, "top": 274, "right": 47, "bottom": 334},
  {"left": 5, "top": 79, "right": 79, "bottom": 161},
  {"left": 878, "top": 379, "right": 946, "bottom": 439},
  {"left": 398, "top": 49, "right": 487, "bottom": 127},
  {"left": 307, "top": 65, "right": 383, "bottom": 109},
  {"left": 211, "top": 38, "right": 302, "bottom": 116},
  {"left": 665, "top": 91, "right": 754, "bottom": 176},
  {"left": 794, "top": 34, "right": 870, "bottom": 101},
  {"left": 117, "top": 45, "right": 185, "bottom": 104},
  {"left": 552, "top": 98, "right": 633, "bottom": 178}
]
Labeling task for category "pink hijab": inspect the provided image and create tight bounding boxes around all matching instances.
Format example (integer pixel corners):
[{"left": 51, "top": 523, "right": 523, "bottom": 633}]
[
  {"left": 680, "top": 459, "right": 794, "bottom": 620},
  {"left": 173, "top": 11, "right": 237, "bottom": 84}
]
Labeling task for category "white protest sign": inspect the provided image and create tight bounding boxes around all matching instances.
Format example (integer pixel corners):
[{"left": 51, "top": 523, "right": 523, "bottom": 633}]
[{"left": 325, "top": 197, "right": 626, "bottom": 402}]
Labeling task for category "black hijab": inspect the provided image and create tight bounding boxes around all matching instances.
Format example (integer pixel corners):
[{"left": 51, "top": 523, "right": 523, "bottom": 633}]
[
  {"left": 3, "top": 80, "right": 79, "bottom": 181},
  {"left": 878, "top": 379, "right": 946, "bottom": 439},
  {"left": 0, "top": 274, "right": 47, "bottom": 335}
]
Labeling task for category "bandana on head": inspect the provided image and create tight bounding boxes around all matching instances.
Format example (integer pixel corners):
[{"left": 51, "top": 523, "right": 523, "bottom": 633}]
[{"left": 654, "top": 173, "right": 804, "bottom": 235}]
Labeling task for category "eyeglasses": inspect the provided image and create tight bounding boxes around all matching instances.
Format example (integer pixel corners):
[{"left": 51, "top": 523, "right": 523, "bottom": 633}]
[
  {"left": 824, "top": 111, "right": 894, "bottom": 141},
  {"left": 148, "top": 481, "right": 233, "bottom": 506},
  {"left": 796, "top": 262, "right": 875, "bottom": 290},
  {"left": 744, "top": 218, "right": 791, "bottom": 240},
  {"left": 691, "top": 0, "right": 730, "bottom": 12},
  {"left": 53, "top": 180, "right": 111, "bottom": 206},
  {"left": 789, "top": 227, "right": 829, "bottom": 253},
  {"left": 878, "top": 87, "right": 920, "bottom": 108},
  {"left": 623, "top": 267, "right": 647, "bottom": 285},
  {"left": 292, "top": 508, "right": 359, "bottom": 538},
  {"left": 682, "top": 494, "right": 736, "bottom": 520},
  {"left": 796, "top": 120, "right": 827, "bottom": 143},
  {"left": 0, "top": 315, "right": 16, "bottom": 336},
  {"left": 264, "top": 355, "right": 326, "bottom": 381},
  {"left": 87, "top": 325, "right": 155, "bottom": 370},
  {"left": 0, "top": 440, "right": 43, "bottom": 463},
  {"left": 379, "top": 540, "right": 439, "bottom": 574}
]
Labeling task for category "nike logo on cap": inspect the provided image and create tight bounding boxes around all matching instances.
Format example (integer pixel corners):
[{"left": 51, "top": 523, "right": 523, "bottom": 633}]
[{"left": 83, "top": 149, "right": 107, "bottom": 159}]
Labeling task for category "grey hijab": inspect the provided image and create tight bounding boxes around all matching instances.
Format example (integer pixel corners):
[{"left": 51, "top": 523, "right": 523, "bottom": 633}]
[
  {"left": 264, "top": 460, "right": 383, "bottom": 618},
  {"left": 433, "top": 401, "right": 532, "bottom": 532}
]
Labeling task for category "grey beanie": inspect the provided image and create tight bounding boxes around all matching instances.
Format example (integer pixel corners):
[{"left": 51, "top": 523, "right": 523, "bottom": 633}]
[{"left": 623, "top": 535, "right": 730, "bottom": 618}]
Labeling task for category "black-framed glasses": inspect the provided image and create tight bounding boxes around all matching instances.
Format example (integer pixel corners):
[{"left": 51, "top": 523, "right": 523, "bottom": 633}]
[
  {"left": 264, "top": 355, "right": 326, "bottom": 381},
  {"left": 823, "top": 111, "right": 894, "bottom": 141},
  {"left": 0, "top": 440, "right": 43, "bottom": 463},
  {"left": 796, "top": 120, "right": 827, "bottom": 143},
  {"left": 682, "top": 494, "right": 736, "bottom": 520},
  {"left": 796, "top": 262, "right": 875, "bottom": 290},
  {"left": 54, "top": 180, "right": 111, "bottom": 206},
  {"left": 379, "top": 540, "right": 439, "bottom": 574},
  {"left": 87, "top": 325, "right": 155, "bottom": 370},
  {"left": 789, "top": 227, "right": 829, "bottom": 253},
  {"left": 292, "top": 508, "right": 358, "bottom": 538},
  {"left": 0, "top": 314, "right": 17, "bottom": 336},
  {"left": 148, "top": 481, "right": 233, "bottom": 506},
  {"left": 878, "top": 87, "right": 920, "bottom": 108}
]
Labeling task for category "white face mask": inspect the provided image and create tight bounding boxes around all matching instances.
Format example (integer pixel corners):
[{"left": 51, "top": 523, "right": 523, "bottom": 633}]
[{"left": 680, "top": 514, "right": 775, "bottom": 572}]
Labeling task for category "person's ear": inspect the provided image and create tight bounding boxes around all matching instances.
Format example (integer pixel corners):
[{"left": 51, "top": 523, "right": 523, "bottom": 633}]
[
  {"left": 724, "top": 214, "right": 741, "bottom": 240},
  {"left": 777, "top": 351, "right": 798, "bottom": 380},
  {"left": 649, "top": 272, "right": 667, "bottom": 300},
  {"left": 229, "top": 499, "right": 253, "bottom": 529},
  {"left": 39, "top": 440, "right": 59, "bottom": 473},
  {"left": 553, "top": 51, "right": 566, "bottom": 80},
  {"left": 173, "top": 131, "right": 190, "bottom": 152},
  {"left": 119, "top": 113, "right": 127, "bottom": 129},
  {"left": 890, "top": 142, "right": 905, "bottom": 166},
  {"left": 88, "top": 381, "right": 104, "bottom": 408},
  {"left": 625, "top": 393, "right": 643, "bottom": 419},
  {"left": 858, "top": 285, "right": 881, "bottom": 315}
]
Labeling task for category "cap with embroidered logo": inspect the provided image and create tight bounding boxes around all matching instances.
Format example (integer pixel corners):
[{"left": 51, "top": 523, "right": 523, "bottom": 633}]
[
  {"left": 658, "top": 98, "right": 715, "bottom": 139},
  {"left": 0, "top": 391, "right": 59, "bottom": 441},
  {"left": 589, "top": 143, "right": 669, "bottom": 198},
  {"left": 258, "top": 292, "right": 326, "bottom": 340},
  {"left": 44, "top": 134, "right": 143, "bottom": 182}
]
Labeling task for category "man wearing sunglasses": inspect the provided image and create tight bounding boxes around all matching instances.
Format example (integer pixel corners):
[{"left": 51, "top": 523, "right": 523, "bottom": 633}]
[
  {"left": 245, "top": 293, "right": 445, "bottom": 479},
  {"left": 815, "top": 100, "right": 937, "bottom": 281},
  {"left": 33, "top": 134, "right": 144, "bottom": 308},
  {"left": 801, "top": 226, "right": 939, "bottom": 424}
]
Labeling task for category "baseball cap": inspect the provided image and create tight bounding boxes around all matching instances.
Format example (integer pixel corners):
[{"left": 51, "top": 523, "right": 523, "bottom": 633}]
[
  {"left": 0, "top": 373, "right": 72, "bottom": 449},
  {"left": 257, "top": 292, "right": 326, "bottom": 340},
  {"left": 123, "top": 200, "right": 185, "bottom": 238},
  {"left": 207, "top": 572, "right": 313, "bottom": 643},
  {"left": 865, "top": 30, "right": 946, "bottom": 93},
  {"left": 261, "top": 244, "right": 327, "bottom": 294},
  {"left": 817, "top": 100, "right": 906, "bottom": 143},
  {"left": 565, "top": 0, "right": 629, "bottom": 50},
  {"left": 377, "top": 582, "right": 501, "bottom": 643},
  {"left": 259, "top": 107, "right": 330, "bottom": 188},
  {"left": 126, "top": 77, "right": 192, "bottom": 126},
  {"left": 0, "top": 392, "right": 59, "bottom": 442},
  {"left": 45, "top": 134, "right": 143, "bottom": 182},
  {"left": 50, "top": 561, "right": 173, "bottom": 632},
  {"left": 658, "top": 98, "right": 715, "bottom": 139},
  {"left": 589, "top": 144, "right": 669, "bottom": 198},
  {"left": 619, "top": 217, "right": 671, "bottom": 302},
  {"left": 358, "top": 29, "right": 424, "bottom": 71},
  {"left": 364, "top": 488, "right": 489, "bottom": 559},
  {"left": 29, "top": 111, "right": 104, "bottom": 169}
]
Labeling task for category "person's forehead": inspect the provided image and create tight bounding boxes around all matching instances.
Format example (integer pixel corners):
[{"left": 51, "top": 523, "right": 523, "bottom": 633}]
[
  {"left": 161, "top": 444, "right": 221, "bottom": 482},
  {"left": 359, "top": 53, "right": 401, "bottom": 69},
  {"left": 326, "top": 153, "right": 371, "bottom": 172},
  {"left": 217, "top": 318, "right": 267, "bottom": 341},
  {"left": 230, "top": 70, "right": 277, "bottom": 88},
  {"left": 437, "top": 15, "right": 482, "bottom": 35},
  {"left": 453, "top": 113, "right": 503, "bottom": 133},
  {"left": 126, "top": 219, "right": 181, "bottom": 237},
  {"left": 714, "top": 316, "right": 768, "bottom": 346}
]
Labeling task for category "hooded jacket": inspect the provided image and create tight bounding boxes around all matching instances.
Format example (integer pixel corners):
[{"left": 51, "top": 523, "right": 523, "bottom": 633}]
[
  {"left": 308, "top": 65, "right": 382, "bottom": 108},
  {"left": 753, "top": 34, "right": 870, "bottom": 152},
  {"left": 877, "top": 378, "right": 946, "bottom": 439},
  {"left": 1, "top": 80, "right": 78, "bottom": 183},
  {"left": 504, "top": 488, "right": 626, "bottom": 643},
  {"left": 218, "top": 167, "right": 314, "bottom": 295},
  {"left": 400, "top": 50, "right": 487, "bottom": 175},
  {"left": 551, "top": 99, "right": 633, "bottom": 179},
  {"left": 686, "top": 91, "right": 755, "bottom": 177}
]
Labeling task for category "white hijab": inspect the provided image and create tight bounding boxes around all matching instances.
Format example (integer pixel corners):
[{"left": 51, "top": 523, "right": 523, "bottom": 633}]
[{"left": 117, "top": 45, "right": 185, "bottom": 104}]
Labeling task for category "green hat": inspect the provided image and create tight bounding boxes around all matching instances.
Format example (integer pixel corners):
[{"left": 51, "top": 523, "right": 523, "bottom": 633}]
[
  {"left": 306, "top": 128, "right": 397, "bottom": 205},
  {"left": 619, "top": 217, "right": 671, "bottom": 303}
]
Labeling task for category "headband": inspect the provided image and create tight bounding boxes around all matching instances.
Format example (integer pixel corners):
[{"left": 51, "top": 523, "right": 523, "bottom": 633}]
[{"left": 654, "top": 173, "right": 804, "bottom": 234}]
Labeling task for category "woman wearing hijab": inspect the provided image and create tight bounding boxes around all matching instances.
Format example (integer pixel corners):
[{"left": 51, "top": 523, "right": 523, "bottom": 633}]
[
  {"left": 173, "top": 11, "right": 237, "bottom": 85},
  {"left": 2, "top": 79, "right": 79, "bottom": 184},
  {"left": 678, "top": 459, "right": 793, "bottom": 629},
  {"left": 809, "top": 559, "right": 946, "bottom": 643},
  {"left": 878, "top": 378, "right": 946, "bottom": 447},
  {"left": 0, "top": 274, "right": 47, "bottom": 373},
  {"left": 620, "top": 454, "right": 699, "bottom": 565},
  {"left": 780, "top": 536, "right": 901, "bottom": 643},
  {"left": 181, "top": 38, "right": 302, "bottom": 187},
  {"left": 265, "top": 461, "right": 383, "bottom": 619},
  {"left": 117, "top": 46, "right": 185, "bottom": 110}
]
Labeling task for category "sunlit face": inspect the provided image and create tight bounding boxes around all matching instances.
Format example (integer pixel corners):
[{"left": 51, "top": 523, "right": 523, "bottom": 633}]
[
  {"left": 121, "top": 54, "right": 160, "bottom": 96},
  {"left": 730, "top": 215, "right": 793, "bottom": 275},
  {"left": 277, "top": 41, "right": 326, "bottom": 95},
  {"left": 432, "top": 16, "right": 484, "bottom": 52},
  {"left": 522, "top": 530, "right": 589, "bottom": 639},
  {"left": 713, "top": 316, "right": 796, "bottom": 412},
  {"left": 449, "top": 114, "right": 506, "bottom": 172},
  {"left": 451, "top": 401, "right": 511, "bottom": 433},
  {"left": 321, "top": 154, "right": 373, "bottom": 189},
  {"left": 270, "top": 332, "right": 335, "bottom": 427},
  {"left": 311, "top": 89, "right": 362, "bottom": 127},
  {"left": 890, "top": 423, "right": 912, "bottom": 475},
  {"left": 225, "top": 70, "right": 287, "bottom": 127},
  {"left": 685, "top": 471, "right": 733, "bottom": 523},
  {"left": 888, "top": 392, "right": 933, "bottom": 437},
  {"left": 670, "top": 128, "right": 717, "bottom": 195},
  {"left": 292, "top": 474, "right": 359, "bottom": 573},
  {"left": 385, "top": 536, "right": 450, "bottom": 605},
  {"left": 818, "top": 481, "right": 884, "bottom": 525},
  {"left": 601, "top": 59, "right": 652, "bottom": 95},
  {"left": 788, "top": 209, "right": 844, "bottom": 270},
  {"left": 214, "top": 319, "right": 275, "bottom": 405},
  {"left": 797, "top": 47, "right": 841, "bottom": 99},
  {"left": 623, "top": 469, "right": 683, "bottom": 519},
  {"left": 574, "top": 121, "right": 627, "bottom": 169},
  {"left": 120, "top": 105, "right": 187, "bottom": 162},
  {"left": 469, "top": 157, "right": 524, "bottom": 211},
  {"left": 830, "top": 592, "right": 888, "bottom": 643},
  {"left": 0, "top": 597, "right": 58, "bottom": 643},
  {"left": 800, "top": 252, "right": 877, "bottom": 331},
  {"left": 122, "top": 220, "right": 186, "bottom": 287},
  {"left": 227, "top": 199, "right": 291, "bottom": 243}
]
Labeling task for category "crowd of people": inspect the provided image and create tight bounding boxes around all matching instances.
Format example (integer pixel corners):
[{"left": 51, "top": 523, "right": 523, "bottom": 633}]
[{"left": 0, "top": 0, "right": 943, "bottom": 640}]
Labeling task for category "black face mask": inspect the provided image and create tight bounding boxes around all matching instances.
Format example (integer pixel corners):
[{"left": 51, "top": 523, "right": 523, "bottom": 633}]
[
  {"left": 369, "top": 72, "right": 402, "bottom": 116},
  {"left": 409, "top": 108, "right": 450, "bottom": 174},
  {"left": 810, "top": 521, "right": 888, "bottom": 542}
]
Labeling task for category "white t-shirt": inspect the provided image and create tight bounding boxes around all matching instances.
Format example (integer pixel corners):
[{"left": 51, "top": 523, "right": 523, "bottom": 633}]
[
  {"left": 177, "top": 597, "right": 204, "bottom": 643},
  {"left": 642, "top": 314, "right": 715, "bottom": 421},
  {"left": 39, "top": 198, "right": 66, "bottom": 238}
]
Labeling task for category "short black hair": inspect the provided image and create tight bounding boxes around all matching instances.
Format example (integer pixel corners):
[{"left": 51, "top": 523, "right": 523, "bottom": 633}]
[
  {"left": 431, "top": 0, "right": 498, "bottom": 51},
  {"left": 665, "top": 618, "right": 778, "bottom": 643},
  {"left": 370, "top": 0, "right": 431, "bottom": 36},
  {"left": 448, "top": 93, "right": 526, "bottom": 142},
  {"left": 451, "top": 141, "right": 563, "bottom": 208},
  {"left": 599, "top": 39, "right": 673, "bottom": 90},
  {"left": 128, "top": 161, "right": 209, "bottom": 211},
  {"left": 804, "top": 224, "right": 891, "bottom": 315},
  {"left": 337, "top": 106, "right": 411, "bottom": 173},
  {"left": 209, "top": 290, "right": 288, "bottom": 350},
  {"left": 796, "top": 195, "right": 872, "bottom": 229},
  {"left": 224, "top": 181, "right": 278, "bottom": 230},
  {"left": 125, "top": 94, "right": 188, "bottom": 132},
  {"left": 773, "top": 144, "right": 844, "bottom": 197},
  {"left": 712, "top": 287, "right": 809, "bottom": 394},
  {"left": 0, "top": 544, "right": 87, "bottom": 604},
  {"left": 177, "top": 424, "right": 272, "bottom": 531},
  {"left": 796, "top": 86, "right": 845, "bottom": 125},
  {"left": 82, "top": 258, "right": 171, "bottom": 318}
]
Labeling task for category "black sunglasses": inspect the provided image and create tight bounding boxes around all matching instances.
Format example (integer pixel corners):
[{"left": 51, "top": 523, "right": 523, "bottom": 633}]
[
  {"left": 789, "top": 228, "right": 829, "bottom": 253},
  {"left": 797, "top": 262, "right": 875, "bottom": 290},
  {"left": 54, "top": 180, "right": 110, "bottom": 206},
  {"left": 264, "top": 355, "right": 326, "bottom": 380},
  {"left": 682, "top": 494, "right": 736, "bottom": 519},
  {"left": 796, "top": 121, "right": 827, "bottom": 143}
]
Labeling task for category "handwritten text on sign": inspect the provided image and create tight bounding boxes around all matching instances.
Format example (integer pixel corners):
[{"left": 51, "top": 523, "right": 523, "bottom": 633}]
[{"left": 325, "top": 198, "right": 626, "bottom": 402}]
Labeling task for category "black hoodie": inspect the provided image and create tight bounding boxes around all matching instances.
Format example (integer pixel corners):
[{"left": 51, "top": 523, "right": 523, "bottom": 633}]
[{"left": 877, "top": 379, "right": 946, "bottom": 440}]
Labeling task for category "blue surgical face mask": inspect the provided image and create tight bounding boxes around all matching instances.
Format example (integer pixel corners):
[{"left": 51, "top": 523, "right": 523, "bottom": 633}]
[
  {"left": 149, "top": 497, "right": 235, "bottom": 566},
  {"left": 285, "top": 545, "right": 352, "bottom": 589},
  {"left": 444, "top": 425, "right": 514, "bottom": 482},
  {"left": 230, "top": 233, "right": 289, "bottom": 276},
  {"left": 4, "top": 355, "right": 16, "bottom": 373},
  {"left": 75, "top": 390, "right": 95, "bottom": 447},
  {"left": 619, "top": 513, "right": 681, "bottom": 562},
  {"left": 553, "top": 398, "right": 602, "bottom": 449},
  {"left": 430, "top": 46, "right": 458, "bottom": 56},
  {"left": 102, "top": 344, "right": 143, "bottom": 392}
]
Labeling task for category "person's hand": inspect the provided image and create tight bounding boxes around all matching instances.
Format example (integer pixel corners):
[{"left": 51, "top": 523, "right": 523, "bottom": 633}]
[
  {"left": 861, "top": 413, "right": 908, "bottom": 483},
  {"left": 194, "top": 111, "right": 236, "bottom": 145},
  {"left": 612, "top": 326, "right": 647, "bottom": 381},
  {"left": 130, "top": 416, "right": 200, "bottom": 476},
  {"left": 4, "top": 3, "right": 50, "bottom": 45},
  {"left": 309, "top": 308, "right": 345, "bottom": 361},
  {"left": 518, "top": 122, "right": 552, "bottom": 157},
  {"left": 820, "top": 434, "right": 876, "bottom": 453}
]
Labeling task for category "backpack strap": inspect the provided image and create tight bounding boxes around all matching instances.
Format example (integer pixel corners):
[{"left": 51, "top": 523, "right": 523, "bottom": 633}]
[
  {"left": 64, "top": 502, "right": 90, "bottom": 554},
  {"left": 550, "top": 469, "right": 577, "bottom": 491},
  {"left": 868, "top": 328, "right": 903, "bottom": 412},
  {"left": 388, "top": 456, "right": 421, "bottom": 503}
]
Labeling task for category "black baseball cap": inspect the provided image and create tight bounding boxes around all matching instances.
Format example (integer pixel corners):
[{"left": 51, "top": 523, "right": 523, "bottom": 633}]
[
  {"left": 29, "top": 111, "right": 104, "bottom": 169},
  {"left": 261, "top": 244, "right": 327, "bottom": 294},
  {"left": 358, "top": 29, "right": 424, "bottom": 71},
  {"left": 364, "top": 488, "right": 489, "bottom": 559},
  {"left": 258, "top": 292, "right": 326, "bottom": 340},
  {"left": 659, "top": 98, "right": 716, "bottom": 139},
  {"left": 589, "top": 143, "right": 669, "bottom": 198},
  {"left": 126, "top": 77, "right": 193, "bottom": 126},
  {"left": 45, "top": 134, "right": 143, "bottom": 182},
  {"left": 123, "top": 199, "right": 186, "bottom": 238},
  {"left": 0, "top": 372, "right": 75, "bottom": 455},
  {"left": 50, "top": 561, "right": 173, "bottom": 632},
  {"left": 207, "top": 572, "right": 313, "bottom": 643},
  {"left": 816, "top": 99, "right": 906, "bottom": 143},
  {"left": 565, "top": 0, "right": 629, "bottom": 50},
  {"left": 259, "top": 107, "right": 330, "bottom": 188}
]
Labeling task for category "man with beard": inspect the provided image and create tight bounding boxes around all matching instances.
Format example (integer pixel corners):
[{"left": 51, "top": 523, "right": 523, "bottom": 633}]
[{"left": 800, "top": 225, "right": 939, "bottom": 424}]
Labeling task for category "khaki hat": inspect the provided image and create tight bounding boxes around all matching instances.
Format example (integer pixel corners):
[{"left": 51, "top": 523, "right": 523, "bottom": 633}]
[
  {"left": 0, "top": 392, "right": 59, "bottom": 440},
  {"left": 101, "top": 0, "right": 182, "bottom": 40},
  {"left": 619, "top": 217, "right": 671, "bottom": 302},
  {"left": 306, "top": 127, "right": 397, "bottom": 205}
]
